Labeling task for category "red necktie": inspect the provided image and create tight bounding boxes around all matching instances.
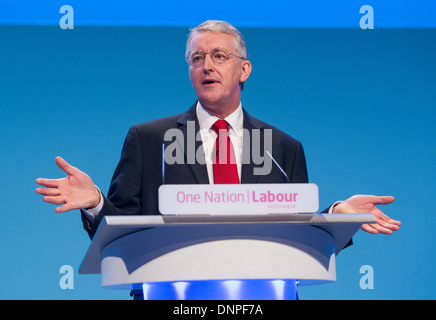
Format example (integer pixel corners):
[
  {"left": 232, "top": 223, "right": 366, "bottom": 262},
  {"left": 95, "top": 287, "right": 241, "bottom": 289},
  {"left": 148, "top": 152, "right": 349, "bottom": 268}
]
[{"left": 211, "top": 120, "right": 239, "bottom": 184}]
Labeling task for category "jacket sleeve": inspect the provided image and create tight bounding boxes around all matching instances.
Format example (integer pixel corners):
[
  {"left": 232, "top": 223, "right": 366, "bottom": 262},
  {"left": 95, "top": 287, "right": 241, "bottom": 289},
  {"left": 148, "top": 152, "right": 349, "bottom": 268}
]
[{"left": 81, "top": 126, "right": 143, "bottom": 239}]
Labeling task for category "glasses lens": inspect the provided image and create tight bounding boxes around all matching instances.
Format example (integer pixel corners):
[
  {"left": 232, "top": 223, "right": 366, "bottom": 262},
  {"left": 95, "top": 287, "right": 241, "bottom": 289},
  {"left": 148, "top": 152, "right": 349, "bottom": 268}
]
[
  {"left": 189, "top": 51, "right": 205, "bottom": 66},
  {"left": 211, "top": 48, "right": 228, "bottom": 64}
]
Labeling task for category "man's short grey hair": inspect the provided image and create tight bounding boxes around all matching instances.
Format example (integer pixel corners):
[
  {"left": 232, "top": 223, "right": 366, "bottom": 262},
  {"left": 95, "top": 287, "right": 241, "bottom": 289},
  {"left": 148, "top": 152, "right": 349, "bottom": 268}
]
[{"left": 185, "top": 20, "right": 248, "bottom": 60}]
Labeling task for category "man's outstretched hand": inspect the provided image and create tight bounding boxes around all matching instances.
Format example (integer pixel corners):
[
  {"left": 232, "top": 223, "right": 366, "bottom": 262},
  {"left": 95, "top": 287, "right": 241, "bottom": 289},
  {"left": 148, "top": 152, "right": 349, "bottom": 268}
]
[
  {"left": 333, "top": 195, "right": 401, "bottom": 235},
  {"left": 36, "top": 157, "right": 100, "bottom": 213}
]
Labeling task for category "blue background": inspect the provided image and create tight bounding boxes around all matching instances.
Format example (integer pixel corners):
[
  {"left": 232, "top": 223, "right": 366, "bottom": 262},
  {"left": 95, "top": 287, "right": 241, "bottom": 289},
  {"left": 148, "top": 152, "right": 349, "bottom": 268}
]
[{"left": 0, "top": 0, "right": 435, "bottom": 299}]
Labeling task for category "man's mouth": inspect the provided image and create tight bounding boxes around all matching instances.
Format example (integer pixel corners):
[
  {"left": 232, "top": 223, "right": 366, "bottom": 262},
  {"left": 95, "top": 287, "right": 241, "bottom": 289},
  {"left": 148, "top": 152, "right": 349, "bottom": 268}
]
[{"left": 203, "top": 79, "right": 219, "bottom": 85}]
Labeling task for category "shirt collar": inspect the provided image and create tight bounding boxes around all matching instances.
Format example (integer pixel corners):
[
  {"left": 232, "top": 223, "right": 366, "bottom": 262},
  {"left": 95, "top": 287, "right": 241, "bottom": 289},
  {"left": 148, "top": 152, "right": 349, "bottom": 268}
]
[{"left": 196, "top": 101, "right": 243, "bottom": 134}]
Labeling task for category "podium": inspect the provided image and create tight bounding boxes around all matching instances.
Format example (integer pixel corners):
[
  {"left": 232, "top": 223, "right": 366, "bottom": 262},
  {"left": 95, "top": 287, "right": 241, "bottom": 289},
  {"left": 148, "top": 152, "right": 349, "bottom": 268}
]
[{"left": 79, "top": 213, "right": 376, "bottom": 300}]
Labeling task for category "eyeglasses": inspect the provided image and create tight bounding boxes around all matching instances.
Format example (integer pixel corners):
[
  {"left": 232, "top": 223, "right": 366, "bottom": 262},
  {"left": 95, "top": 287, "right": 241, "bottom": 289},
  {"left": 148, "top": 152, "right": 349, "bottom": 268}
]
[{"left": 187, "top": 47, "right": 245, "bottom": 66}]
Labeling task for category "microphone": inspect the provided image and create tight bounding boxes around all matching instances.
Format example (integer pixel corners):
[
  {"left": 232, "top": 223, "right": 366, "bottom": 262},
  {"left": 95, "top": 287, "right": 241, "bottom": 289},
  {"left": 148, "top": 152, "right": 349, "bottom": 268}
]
[{"left": 266, "top": 150, "right": 290, "bottom": 183}]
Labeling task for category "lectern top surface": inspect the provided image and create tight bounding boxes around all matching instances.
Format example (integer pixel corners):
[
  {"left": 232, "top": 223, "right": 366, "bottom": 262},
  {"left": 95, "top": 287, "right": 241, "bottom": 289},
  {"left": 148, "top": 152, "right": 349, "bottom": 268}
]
[{"left": 79, "top": 213, "right": 375, "bottom": 274}]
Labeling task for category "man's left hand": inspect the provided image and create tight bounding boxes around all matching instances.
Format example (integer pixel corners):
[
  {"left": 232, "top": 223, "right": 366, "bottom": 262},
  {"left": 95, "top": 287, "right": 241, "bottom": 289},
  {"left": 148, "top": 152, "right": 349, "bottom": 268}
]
[{"left": 332, "top": 195, "right": 401, "bottom": 235}]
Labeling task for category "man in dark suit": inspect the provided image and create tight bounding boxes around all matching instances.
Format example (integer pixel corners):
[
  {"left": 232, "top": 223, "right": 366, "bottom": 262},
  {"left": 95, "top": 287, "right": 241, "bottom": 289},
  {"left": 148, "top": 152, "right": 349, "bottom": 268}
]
[
  {"left": 36, "top": 20, "right": 401, "bottom": 239},
  {"left": 81, "top": 101, "right": 309, "bottom": 238}
]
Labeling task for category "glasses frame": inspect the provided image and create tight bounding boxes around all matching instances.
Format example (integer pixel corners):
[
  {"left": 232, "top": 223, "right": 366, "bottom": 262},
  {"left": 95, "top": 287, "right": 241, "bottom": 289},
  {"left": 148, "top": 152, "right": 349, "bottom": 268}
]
[{"left": 186, "top": 47, "right": 245, "bottom": 66}]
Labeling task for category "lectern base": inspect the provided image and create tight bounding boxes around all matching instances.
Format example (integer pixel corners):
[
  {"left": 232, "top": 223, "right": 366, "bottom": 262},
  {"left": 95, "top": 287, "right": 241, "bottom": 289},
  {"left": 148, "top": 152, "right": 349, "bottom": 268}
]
[{"left": 140, "top": 279, "right": 298, "bottom": 300}]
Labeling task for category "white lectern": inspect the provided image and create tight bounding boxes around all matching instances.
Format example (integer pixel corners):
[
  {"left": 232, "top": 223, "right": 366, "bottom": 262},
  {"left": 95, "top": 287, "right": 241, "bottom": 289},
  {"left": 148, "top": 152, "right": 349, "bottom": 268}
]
[{"left": 79, "top": 213, "right": 375, "bottom": 300}]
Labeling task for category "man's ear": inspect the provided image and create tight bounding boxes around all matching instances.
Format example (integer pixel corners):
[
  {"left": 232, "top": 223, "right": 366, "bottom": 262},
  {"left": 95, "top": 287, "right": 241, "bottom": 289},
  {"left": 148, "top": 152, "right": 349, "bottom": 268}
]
[{"left": 239, "top": 60, "right": 252, "bottom": 83}]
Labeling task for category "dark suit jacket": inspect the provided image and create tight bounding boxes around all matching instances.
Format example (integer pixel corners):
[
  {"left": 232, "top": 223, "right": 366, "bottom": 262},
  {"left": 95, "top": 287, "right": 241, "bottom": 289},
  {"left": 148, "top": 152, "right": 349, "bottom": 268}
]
[{"left": 81, "top": 103, "right": 309, "bottom": 238}]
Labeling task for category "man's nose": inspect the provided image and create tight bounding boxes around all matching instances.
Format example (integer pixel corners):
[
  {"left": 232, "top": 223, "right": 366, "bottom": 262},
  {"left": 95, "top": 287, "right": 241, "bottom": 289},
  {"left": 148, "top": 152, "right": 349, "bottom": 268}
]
[{"left": 202, "top": 54, "right": 214, "bottom": 72}]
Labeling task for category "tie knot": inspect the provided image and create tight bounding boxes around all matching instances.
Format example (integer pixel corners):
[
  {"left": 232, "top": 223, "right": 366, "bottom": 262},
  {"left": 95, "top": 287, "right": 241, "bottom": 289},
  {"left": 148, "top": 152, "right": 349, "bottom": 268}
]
[{"left": 211, "top": 119, "right": 229, "bottom": 134}]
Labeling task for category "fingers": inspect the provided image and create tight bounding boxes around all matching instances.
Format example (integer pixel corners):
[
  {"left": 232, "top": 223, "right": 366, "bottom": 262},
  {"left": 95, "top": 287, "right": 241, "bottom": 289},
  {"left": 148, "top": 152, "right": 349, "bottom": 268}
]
[
  {"left": 361, "top": 224, "right": 379, "bottom": 234},
  {"left": 368, "top": 195, "right": 395, "bottom": 205},
  {"left": 378, "top": 213, "right": 402, "bottom": 227},
  {"left": 42, "top": 195, "right": 65, "bottom": 205},
  {"left": 361, "top": 222, "right": 395, "bottom": 235},
  {"left": 40, "top": 194, "right": 80, "bottom": 213},
  {"left": 361, "top": 209, "right": 401, "bottom": 235},
  {"left": 35, "top": 179, "right": 65, "bottom": 210},
  {"left": 40, "top": 195, "right": 76, "bottom": 213},
  {"left": 55, "top": 203, "right": 74, "bottom": 213},
  {"left": 377, "top": 195, "right": 395, "bottom": 205},
  {"left": 35, "top": 157, "right": 77, "bottom": 187},
  {"left": 35, "top": 178, "right": 62, "bottom": 198},
  {"left": 55, "top": 156, "right": 78, "bottom": 176},
  {"left": 35, "top": 187, "right": 60, "bottom": 196},
  {"left": 374, "top": 222, "right": 397, "bottom": 234},
  {"left": 378, "top": 218, "right": 401, "bottom": 231},
  {"left": 374, "top": 208, "right": 401, "bottom": 228},
  {"left": 35, "top": 178, "right": 60, "bottom": 188}
]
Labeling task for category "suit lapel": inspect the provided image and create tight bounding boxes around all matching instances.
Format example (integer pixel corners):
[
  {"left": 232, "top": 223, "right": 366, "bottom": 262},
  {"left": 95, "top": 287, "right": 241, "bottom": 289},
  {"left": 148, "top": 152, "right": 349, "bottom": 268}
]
[
  {"left": 176, "top": 104, "right": 209, "bottom": 184},
  {"left": 241, "top": 109, "right": 267, "bottom": 184}
]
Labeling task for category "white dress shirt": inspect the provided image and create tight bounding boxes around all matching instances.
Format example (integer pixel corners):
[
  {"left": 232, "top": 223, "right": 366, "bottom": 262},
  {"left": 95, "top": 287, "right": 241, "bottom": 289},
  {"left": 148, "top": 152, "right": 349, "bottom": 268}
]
[{"left": 196, "top": 101, "right": 244, "bottom": 184}]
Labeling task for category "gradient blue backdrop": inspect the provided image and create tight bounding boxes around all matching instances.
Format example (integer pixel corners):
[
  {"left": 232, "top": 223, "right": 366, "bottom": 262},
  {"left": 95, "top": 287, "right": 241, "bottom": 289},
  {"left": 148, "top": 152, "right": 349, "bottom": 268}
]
[{"left": 1, "top": 1, "right": 435, "bottom": 299}]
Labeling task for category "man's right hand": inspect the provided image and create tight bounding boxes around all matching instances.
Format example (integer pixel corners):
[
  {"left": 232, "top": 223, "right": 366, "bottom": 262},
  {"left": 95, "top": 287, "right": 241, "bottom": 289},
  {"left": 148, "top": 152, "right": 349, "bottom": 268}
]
[{"left": 36, "top": 157, "right": 101, "bottom": 213}]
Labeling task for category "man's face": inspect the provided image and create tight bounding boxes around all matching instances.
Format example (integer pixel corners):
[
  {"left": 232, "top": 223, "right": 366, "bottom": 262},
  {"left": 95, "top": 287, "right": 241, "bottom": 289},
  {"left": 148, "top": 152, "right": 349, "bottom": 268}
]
[{"left": 188, "top": 31, "right": 251, "bottom": 117}]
